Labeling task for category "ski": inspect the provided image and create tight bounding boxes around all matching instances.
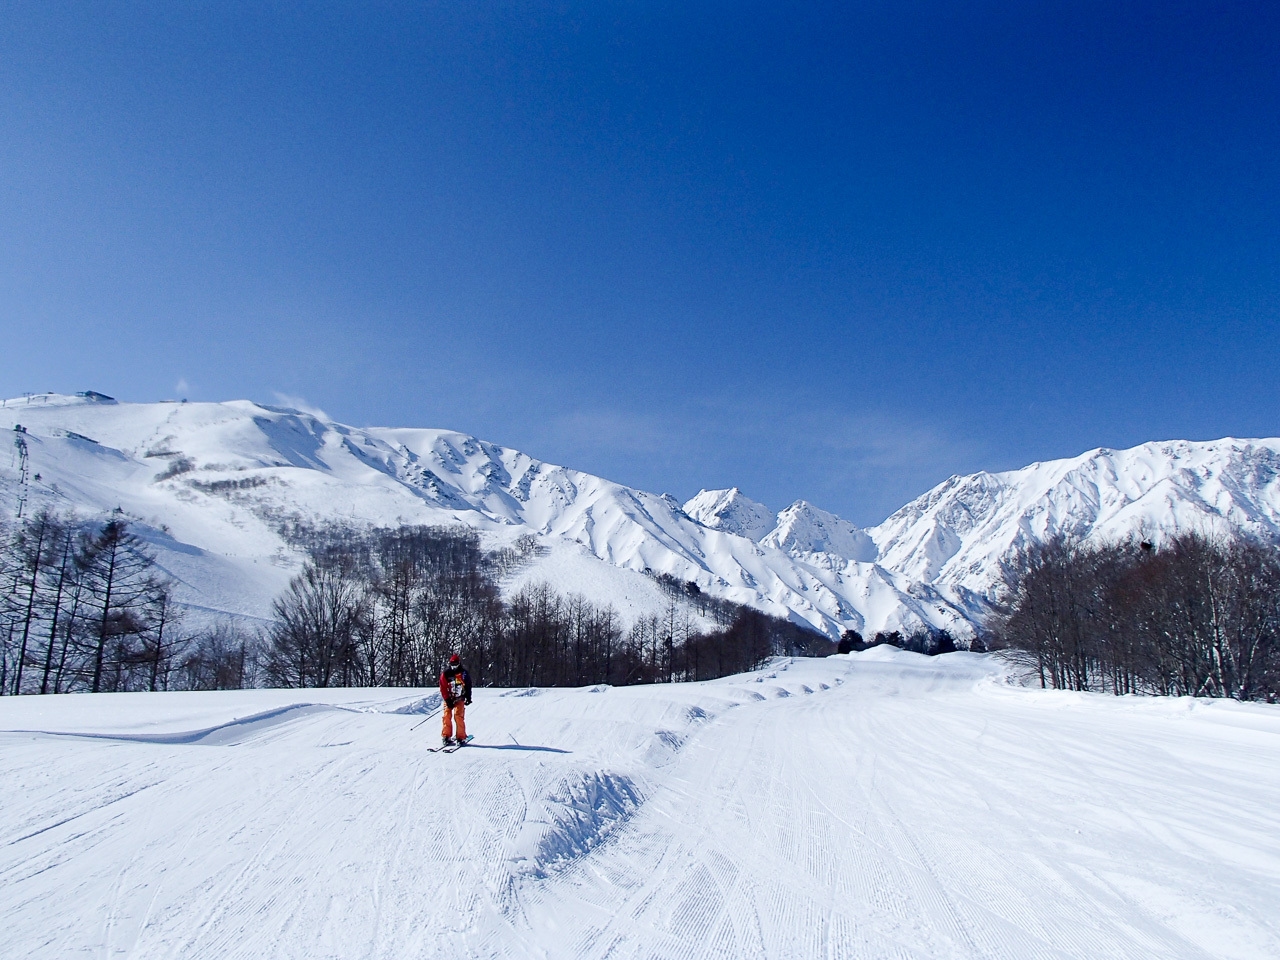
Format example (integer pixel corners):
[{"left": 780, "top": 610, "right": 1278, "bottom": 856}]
[{"left": 428, "top": 735, "right": 473, "bottom": 753}]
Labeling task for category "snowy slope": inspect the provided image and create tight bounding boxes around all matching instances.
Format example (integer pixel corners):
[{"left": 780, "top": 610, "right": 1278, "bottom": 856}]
[
  {"left": 3, "top": 652, "right": 1278, "bottom": 958},
  {"left": 0, "top": 394, "right": 969, "bottom": 638}
]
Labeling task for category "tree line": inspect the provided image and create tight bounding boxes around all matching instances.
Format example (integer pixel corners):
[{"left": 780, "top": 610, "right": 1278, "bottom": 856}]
[
  {"left": 2, "top": 513, "right": 831, "bottom": 696},
  {"left": 0, "top": 510, "right": 254, "bottom": 695},
  {"left": 263, "top": 524, "right": 830, "bottom": 689},
  {"left": 836, "top": 627, "right": 969, "bottom": 656},
  {"left": 988, "top": 532, "right": 1280, "bottom": 702}
]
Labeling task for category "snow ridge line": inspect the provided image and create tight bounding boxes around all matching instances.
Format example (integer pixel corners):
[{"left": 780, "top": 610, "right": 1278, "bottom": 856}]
[
  {"left": 510, "top": 690, "right": 728, "bottom": 881},
  {"left": 513, "top": 770, "right": 647, "bottom": 880},
  {"left": 0, "top": 702, "right": 333, "bottom": 745},
  {"left": 383, "top": 693, "right": 442, "bottom": 715}
]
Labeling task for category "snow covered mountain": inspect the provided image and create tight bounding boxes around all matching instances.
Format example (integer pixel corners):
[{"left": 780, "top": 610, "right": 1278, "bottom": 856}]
[
  {"left": 683, "top": 488, "right": 776, "bottom": 541},
  {"left": 0, "top": 394, "right": 968, "bottom": 639},
  {"left": 868, "top": 438, "right": 1280, "bottom": 614},
  {"left": 762, "top": 500, "right": 877, "bottom": 561},
  {"left": 3, "top": 392, "right": 1278, "bottom": 640}
]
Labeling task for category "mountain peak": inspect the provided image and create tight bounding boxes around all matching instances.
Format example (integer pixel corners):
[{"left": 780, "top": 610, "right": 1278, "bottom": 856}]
[
  {"left": 683, "top": 488, "right": 775, "bottom": 541},
  {"left": 763, "top": 501, "right": 877, "bottom": 562},
  {"left": 870, "top": 435, "right": 1280, "bottom": 597}
]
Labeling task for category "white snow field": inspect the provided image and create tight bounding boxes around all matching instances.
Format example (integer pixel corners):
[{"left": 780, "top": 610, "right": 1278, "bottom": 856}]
[{"left": 3, "top": 650, "right": 1279, "bottom": 959}]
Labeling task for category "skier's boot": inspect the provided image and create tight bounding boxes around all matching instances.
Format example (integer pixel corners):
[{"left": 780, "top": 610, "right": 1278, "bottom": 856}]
[{"left": 442, "top": 736, "right": 453, "bottom": 748}]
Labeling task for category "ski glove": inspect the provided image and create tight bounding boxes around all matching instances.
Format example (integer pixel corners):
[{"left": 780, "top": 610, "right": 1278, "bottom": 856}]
[{"left": 465, "top": 697, "right": 472, "bottom": 705}]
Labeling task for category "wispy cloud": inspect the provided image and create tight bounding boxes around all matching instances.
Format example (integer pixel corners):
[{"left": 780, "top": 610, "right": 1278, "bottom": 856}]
[
  {"left": 514, "top": 396, "right": 985, "bottom": 525},
  {"left": 544, "top": 409, "right": 673, "bottom": 457},
  {"left": 273, "top": 392, "right": 331, "bottom": 421}
]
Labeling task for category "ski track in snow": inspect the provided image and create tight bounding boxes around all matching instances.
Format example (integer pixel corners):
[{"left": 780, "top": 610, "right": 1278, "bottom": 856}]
[{"left": 2, "top": 650, "right": 1279, "bottom": 959}]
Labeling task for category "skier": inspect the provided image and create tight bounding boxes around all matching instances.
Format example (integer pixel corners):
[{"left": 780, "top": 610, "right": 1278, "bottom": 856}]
[{"left": 439, "top": 653, "right": 472, "bottom": 747}]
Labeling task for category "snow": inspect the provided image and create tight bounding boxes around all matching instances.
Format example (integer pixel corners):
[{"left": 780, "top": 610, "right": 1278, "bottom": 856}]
[
  {"left": 3, "top": 651, "right": 1278, "bottom": 958},
  {"left": 498, "top": 538, "right": 717, "bottom": 631},
  {"left": 684, "top": 487, "right": 777, "bottom": 541},
  {"left": 762, "top": 499, "right": 878, "bottom": 561},
  {"left": 869, "top": 439, "right": 1280, "bottom": 616}
]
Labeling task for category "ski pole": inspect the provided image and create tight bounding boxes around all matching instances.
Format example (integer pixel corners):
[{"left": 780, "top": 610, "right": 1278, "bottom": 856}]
[{"left": 411, "top": 707, "right": 441, "bottom": 731}]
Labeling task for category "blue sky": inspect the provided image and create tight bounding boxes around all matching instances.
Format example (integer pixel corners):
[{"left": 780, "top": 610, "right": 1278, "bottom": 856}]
[{"left": 1, "top": 1, "right": 1277, "bottom": 525}]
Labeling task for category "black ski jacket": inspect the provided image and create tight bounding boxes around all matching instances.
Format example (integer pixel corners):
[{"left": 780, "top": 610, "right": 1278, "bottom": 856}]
[{"left": 439, "top": 667, "right": 472, "bottom": 706}]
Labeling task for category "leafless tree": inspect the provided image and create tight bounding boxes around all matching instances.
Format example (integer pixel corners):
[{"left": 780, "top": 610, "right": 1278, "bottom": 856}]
[{"left": 990, "top": 532, "right": 1280, "bottom": 701}]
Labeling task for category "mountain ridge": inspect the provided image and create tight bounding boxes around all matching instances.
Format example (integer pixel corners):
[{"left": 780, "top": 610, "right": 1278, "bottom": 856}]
[{"left": 4, "top": 392, "right": 1278, "bottom": 641}]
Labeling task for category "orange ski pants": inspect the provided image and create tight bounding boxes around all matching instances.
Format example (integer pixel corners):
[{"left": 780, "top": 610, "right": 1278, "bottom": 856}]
[{"left": 441, "top": 702, "right": 466, "bottom": 741}]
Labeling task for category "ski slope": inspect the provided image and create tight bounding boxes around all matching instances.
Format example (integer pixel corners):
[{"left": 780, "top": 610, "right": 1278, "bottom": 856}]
[{"left": 3, "top": 650, "right": 1278, "bottom": 959}]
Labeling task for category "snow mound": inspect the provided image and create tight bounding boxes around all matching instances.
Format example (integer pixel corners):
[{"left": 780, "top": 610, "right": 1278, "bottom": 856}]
[{"left": 511, "top": 770, "right": 645, "bottom": 878}]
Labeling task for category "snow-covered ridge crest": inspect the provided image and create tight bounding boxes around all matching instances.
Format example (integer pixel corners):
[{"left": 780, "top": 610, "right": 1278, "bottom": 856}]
[
  {"left": 868, "top": 438, "right": 1280, "bottom": 608},
  {"left": 764, "top": 500, "right": 877, "bottom": 561},
  {"left": 683, "top": 488, "right": 775, "bottom": 540}
]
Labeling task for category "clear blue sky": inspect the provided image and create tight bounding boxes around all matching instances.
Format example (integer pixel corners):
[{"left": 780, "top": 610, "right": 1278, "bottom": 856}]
[{"left": 2, "top": 2, "right": 1277, "bottom": 525}]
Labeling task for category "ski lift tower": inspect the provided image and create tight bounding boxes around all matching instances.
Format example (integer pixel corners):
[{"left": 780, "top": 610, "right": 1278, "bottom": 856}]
[{"left": 12, "top": 425, "right": 29, "bottom": 519}]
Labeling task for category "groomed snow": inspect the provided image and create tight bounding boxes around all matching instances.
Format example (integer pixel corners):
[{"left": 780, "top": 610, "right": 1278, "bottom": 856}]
[{"left": 3, "top": 651, "right": 1278, "bottom": 958}]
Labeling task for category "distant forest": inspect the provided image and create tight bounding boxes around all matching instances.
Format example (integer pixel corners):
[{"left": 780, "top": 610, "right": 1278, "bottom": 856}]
[
  {"left": 835, "top": 627, "right": 971, "bottom": 657},
  {"left": 988, "top": 532, "right": 1280, "bottom": 702},
  {"left": 262, "top": 524, "right": 831, "bottom": 689},
  {"left": 0, "top": 513, "right": 830, "bottom": 695}
]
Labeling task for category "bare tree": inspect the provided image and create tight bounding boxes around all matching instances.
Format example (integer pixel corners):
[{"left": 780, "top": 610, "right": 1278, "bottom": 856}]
[
  {"left": 3, "top": 510, "right": 59, "bottom": 693},
  {"left": 991, "top": 532, "right": 1280, "bottom": 701},
  {"left": 264, "top": 558, "right": 370, "bottom": 687},
  {"left": 79, "top": 518, "right": 166, "bottom": 693}
]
